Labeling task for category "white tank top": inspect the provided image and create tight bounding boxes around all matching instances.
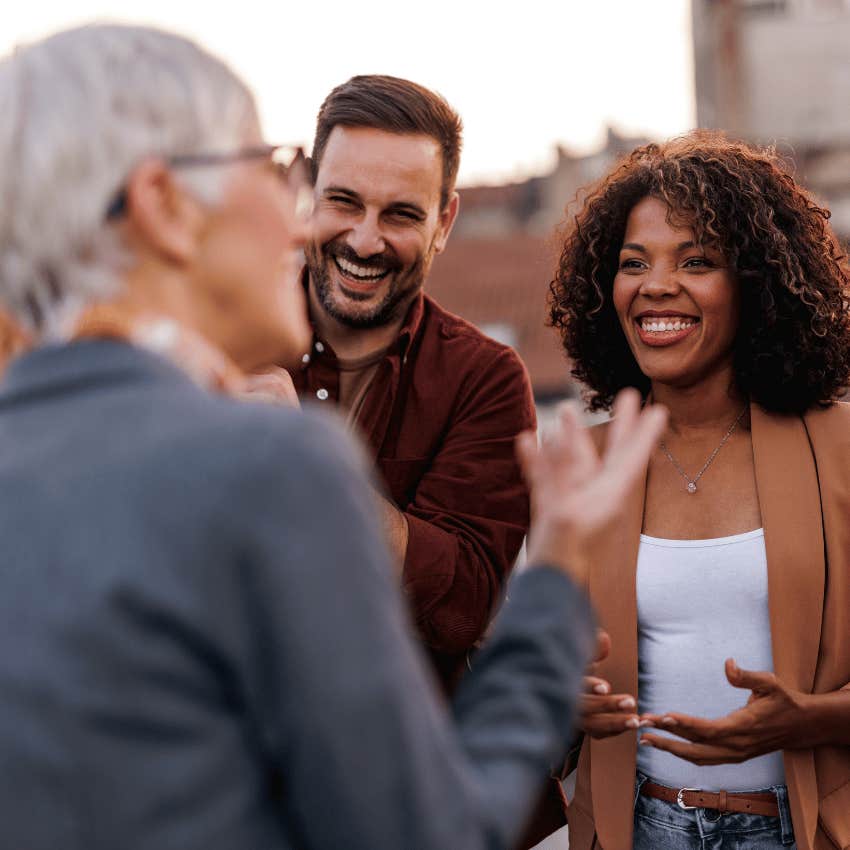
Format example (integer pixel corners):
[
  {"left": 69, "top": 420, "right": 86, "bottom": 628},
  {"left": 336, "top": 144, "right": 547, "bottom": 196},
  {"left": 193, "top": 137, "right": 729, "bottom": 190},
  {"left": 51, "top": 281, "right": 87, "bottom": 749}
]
[{"left": 635, "top": 528, "right": 786, "bottom": 790}]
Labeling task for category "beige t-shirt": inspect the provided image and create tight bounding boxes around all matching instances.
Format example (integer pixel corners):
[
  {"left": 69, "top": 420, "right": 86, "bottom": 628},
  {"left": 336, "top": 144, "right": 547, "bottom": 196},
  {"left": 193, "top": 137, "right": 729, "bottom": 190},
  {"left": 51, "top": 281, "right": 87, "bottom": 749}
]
[{"left": 337, "top": 346, "right": 391, "bottom": 426}]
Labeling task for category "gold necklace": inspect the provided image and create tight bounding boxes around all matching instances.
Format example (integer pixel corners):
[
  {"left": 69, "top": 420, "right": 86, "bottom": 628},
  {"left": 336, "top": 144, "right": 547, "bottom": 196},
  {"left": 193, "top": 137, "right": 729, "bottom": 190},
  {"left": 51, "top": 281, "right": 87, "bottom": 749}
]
[{"left": 659, "top": 406, "right": 748, "bottom": 494}]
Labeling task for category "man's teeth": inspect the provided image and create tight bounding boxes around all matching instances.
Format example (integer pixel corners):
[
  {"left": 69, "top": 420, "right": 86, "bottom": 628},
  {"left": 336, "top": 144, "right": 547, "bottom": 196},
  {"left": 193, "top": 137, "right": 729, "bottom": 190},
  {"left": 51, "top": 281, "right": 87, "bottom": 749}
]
[
  {"left": 639, "top": 318, "right": 697, "bottom": 333},
  {"left": 335, "top": 256, "right": 388, "bottom": 281}
]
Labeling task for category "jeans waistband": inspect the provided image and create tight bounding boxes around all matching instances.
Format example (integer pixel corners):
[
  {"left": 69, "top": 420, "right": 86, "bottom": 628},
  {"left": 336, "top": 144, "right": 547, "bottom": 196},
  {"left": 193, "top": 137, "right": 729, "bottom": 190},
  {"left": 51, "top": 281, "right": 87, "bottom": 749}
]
[{"left": 634, "top": 771, "right": 795, "bottom": 845}]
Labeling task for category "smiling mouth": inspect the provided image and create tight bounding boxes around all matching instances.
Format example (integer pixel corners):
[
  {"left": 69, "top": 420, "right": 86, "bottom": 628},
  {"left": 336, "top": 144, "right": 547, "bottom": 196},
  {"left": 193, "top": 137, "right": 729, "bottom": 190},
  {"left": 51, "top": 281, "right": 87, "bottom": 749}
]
[
  {"left": 637, "top": 316, "right": 699, "bottom": 333},
  {"left": 634, "top": 315, "right": 700, "bottom": 346},
  {"left": 333, "top": 255, "right": 391, "bottom": 285}
]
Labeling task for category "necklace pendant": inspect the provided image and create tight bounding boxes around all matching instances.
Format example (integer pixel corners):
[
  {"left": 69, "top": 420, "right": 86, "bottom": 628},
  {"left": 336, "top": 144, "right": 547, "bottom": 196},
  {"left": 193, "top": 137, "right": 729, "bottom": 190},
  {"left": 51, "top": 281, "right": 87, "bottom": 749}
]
[{"left": 687, "top": 482, "right": 697, "bottom": 494}]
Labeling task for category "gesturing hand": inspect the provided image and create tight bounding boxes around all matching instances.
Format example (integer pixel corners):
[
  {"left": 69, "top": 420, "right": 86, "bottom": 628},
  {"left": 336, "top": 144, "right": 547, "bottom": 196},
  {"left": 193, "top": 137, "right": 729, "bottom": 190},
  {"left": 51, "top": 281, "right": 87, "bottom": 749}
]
[
  {"left": 516, "top": 388, "right": 667, "bottom": 585},
  {"left": 580, "top": 630, "right": 642, "bottom": 739},
  {"left": 639, "top": 658, "right": 813, "bottom": 764}
]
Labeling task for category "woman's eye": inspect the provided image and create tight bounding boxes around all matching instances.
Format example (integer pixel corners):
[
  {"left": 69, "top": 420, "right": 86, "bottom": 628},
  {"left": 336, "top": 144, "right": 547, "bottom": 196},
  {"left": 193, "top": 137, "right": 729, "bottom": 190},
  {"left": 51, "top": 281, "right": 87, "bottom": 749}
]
[
  {"left": 619, "top": 258, "right": 645, "bottom": 270},
  {"left": 684, "top": 256, "right": 713, "bottom": 268}
]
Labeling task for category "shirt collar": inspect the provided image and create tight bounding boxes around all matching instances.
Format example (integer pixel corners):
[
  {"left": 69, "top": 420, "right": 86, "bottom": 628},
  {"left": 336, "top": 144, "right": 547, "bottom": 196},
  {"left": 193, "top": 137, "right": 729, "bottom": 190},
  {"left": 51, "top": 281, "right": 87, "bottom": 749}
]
[{"left": 397, "top": 291, "right": 425, "bottom": 356}]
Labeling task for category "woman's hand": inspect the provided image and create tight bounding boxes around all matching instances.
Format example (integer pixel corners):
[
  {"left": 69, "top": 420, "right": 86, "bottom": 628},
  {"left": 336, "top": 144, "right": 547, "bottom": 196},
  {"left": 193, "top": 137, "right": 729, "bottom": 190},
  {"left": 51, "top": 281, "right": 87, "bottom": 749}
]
[
  {"left": 639, "top": 658, "right": 814, "bottom": 764},
  {"left": 580, "top": 629, "right": 642, "bottom": 739}
]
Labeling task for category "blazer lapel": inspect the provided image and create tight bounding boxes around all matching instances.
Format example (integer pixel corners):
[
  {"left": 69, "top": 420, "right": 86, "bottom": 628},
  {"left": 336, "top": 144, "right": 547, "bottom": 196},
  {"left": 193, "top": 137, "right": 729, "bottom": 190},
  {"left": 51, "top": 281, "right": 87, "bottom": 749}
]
[
  {"left": 586, "top": 407, "right": 824, "bottom": 850},
  {"left": 589, "top": 463, "right": 646, "bottom": 850},
  {"left": 750, "top": 404, "right": 823, "bottom": 850}
]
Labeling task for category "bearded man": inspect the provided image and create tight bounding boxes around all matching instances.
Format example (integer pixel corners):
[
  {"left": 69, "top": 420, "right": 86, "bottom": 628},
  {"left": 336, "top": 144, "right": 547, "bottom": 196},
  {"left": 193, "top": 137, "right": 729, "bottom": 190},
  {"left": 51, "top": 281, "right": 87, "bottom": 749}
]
[{"left": 294, "top": 75, "right": 536, "bottom": 692}]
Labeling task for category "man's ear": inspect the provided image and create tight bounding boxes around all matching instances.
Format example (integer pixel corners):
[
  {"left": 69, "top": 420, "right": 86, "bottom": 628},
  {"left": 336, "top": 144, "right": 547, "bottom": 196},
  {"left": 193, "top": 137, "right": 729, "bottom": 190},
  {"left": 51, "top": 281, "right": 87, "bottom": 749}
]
[
  {"left": 433, "top": 191, "right": 460, "bottom": 255},
  {"left": 122, "top": 159, "right": 204, "bottom": 265}
]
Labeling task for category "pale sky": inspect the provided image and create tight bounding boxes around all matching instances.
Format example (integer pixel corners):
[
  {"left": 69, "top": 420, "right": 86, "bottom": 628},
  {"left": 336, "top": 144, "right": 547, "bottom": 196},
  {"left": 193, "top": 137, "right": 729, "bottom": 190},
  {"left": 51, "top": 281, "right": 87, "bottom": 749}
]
[{"left": 2, "top": 0, "right": 696, "bottom": 186}]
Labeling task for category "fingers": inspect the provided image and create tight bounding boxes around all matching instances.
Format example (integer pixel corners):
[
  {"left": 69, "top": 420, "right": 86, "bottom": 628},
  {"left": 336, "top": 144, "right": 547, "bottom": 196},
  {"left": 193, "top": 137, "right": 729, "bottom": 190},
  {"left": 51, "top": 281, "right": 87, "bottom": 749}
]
[
  {"left": 523, "top": 393, "right": 662, "bottom": 578},
  {"left": 639, "top": 734, "right": 745, "bottom": 765},
  {"left": 581, "top": 689, "right": 641, "bottom": 738},
  {"left": 581, "top": 692, "right": 637, "bottom": 714},
  {"left": 583, "top": 675, "right": 610, "bottom": 695},
  {"left": 554, "top": 400, "right": 583, "bottom": 442},
  {"left": 602, "top": 392, "right": 667, "bottom": 489},
  {"left": 725, "top": 658, "right": 777, "bottom": 692},
  {"left": 640, "top": 711, "right": 738, "bottom": 743},
  {"left": 582, "top": 712, "right": 643, "bottom": 739},
  {"left": 593, "top": 629, "right": 612, "bottom": 664},
  {"left": 518, "top": 417, "right": 579, "bottom": 487},
  {"left": 554, "top": 401, "right": 596, "bottom": 480},
  {"left": 607, "top": 387, "right": 640, "bottom": 449},
  {"left": 584, "top": 631, "right": 611, "bottom": 682}
]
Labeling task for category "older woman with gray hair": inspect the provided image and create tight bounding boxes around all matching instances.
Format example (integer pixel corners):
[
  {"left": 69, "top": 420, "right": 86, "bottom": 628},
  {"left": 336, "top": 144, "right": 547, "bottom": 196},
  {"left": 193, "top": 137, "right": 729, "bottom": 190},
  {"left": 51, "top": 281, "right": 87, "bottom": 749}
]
[
  {"left": 0, "top": 22, "right": 667, "bottom": 850},
  {"left": 0, "top": 24, "right": 310, "bottom": 390}
]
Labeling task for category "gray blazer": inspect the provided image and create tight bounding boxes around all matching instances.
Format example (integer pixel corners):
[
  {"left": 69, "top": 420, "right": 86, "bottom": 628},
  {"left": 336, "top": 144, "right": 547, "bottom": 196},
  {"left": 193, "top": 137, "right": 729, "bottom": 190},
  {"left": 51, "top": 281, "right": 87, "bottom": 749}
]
[{"left": 0, "top": 340, "right": 593, "bottom": 850}]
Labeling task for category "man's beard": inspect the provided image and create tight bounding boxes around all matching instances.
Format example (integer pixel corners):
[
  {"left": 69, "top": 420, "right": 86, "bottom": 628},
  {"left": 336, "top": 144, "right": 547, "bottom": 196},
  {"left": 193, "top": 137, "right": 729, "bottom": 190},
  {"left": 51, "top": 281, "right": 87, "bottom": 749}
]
[{"left": 306, "top": 237, "right": 434, "bottom": 329}]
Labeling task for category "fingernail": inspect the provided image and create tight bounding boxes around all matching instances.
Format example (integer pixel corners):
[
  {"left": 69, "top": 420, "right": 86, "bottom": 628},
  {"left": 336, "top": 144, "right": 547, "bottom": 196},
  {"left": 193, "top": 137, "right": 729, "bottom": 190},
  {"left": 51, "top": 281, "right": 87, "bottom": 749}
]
[
  {"left": 626, "top": 717, "right": 640, "bottom": 729},
  {"left": 661, "top": 716, "right": 677, "bottom": 726},
  {"left": 638, "top": 719, "right": 654, "bottom": 727},
  {"left": 639, "top": 738, "right": 652, "bottom": 746},
  {"left": 618, "top": 697, "right": 636, "bottom": 710},
  {"left": 593, "top": 683, "right": 610, "bottom": 695}
]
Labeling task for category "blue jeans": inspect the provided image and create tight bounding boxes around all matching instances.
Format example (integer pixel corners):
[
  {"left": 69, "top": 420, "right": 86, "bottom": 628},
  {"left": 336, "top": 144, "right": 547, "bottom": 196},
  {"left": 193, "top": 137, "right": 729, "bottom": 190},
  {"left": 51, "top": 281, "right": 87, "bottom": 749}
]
[{"left": 633, "top": 772, "right": 796, "bottom": 849}]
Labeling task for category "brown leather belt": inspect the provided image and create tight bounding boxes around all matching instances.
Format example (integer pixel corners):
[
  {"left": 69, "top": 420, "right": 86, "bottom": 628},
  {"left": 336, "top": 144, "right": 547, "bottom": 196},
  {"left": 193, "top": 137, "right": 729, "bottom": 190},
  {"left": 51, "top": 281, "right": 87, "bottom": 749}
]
[{"left": 640, "top": 780, "right": 780, "bottom": 818}]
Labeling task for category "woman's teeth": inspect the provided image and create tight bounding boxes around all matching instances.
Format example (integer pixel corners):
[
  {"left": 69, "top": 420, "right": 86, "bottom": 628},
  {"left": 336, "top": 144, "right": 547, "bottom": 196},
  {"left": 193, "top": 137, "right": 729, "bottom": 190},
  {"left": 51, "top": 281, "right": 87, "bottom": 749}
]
[
  {"left": 335, "top": 256, "right": 388, "bottom": 281},
  {"left": 639, "top": 317, "right": 697, "bottom": 333}
]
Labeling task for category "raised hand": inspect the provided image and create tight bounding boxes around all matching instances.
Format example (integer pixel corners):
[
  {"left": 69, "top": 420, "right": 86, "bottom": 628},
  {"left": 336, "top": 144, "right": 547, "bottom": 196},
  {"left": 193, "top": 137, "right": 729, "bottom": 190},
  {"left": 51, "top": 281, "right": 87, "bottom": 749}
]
[
  {"left": 516, "top": 388, "right": 667, "bottom": 584},
  {"left": 639, "top": 658, "right": 814, "bottom": 764}
]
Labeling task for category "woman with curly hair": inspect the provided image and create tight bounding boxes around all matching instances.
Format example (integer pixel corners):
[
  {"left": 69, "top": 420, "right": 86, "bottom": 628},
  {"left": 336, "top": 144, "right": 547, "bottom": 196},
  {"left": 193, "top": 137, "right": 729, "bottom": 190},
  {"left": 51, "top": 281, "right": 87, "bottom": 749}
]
[{"left": 547, "top": 131, "right": 850, "bottom": 850}]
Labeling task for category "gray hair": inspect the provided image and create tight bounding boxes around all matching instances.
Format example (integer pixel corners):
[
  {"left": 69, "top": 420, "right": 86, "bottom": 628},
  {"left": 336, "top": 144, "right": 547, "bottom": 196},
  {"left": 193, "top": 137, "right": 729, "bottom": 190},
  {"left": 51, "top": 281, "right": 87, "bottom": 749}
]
[{"left": 0, "top": 24, "right": 258, "bottom": 332}]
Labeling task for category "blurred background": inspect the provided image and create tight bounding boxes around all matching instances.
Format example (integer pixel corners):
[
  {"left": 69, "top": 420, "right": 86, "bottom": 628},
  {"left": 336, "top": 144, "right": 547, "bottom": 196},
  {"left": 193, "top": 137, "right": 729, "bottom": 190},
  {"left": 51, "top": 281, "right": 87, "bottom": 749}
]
[
  {"left": 430, "top": 0, "right": 850, "bottom": 422},
  {"left": 4, "top": 0, "right": 849, "bottom": 419}
]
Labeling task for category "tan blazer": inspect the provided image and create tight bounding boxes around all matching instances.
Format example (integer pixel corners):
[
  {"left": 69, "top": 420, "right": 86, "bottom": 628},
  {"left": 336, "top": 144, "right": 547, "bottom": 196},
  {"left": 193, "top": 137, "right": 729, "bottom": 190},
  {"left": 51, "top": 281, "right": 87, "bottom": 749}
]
[{"left": 567, "top": 402, "right": 850, "bottom": 850}]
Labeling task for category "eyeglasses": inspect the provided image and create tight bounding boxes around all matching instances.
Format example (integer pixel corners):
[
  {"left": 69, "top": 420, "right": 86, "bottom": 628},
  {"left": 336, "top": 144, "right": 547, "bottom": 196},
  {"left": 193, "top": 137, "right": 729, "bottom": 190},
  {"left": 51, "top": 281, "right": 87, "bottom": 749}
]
[{"left": 105, "top": 144, "right": 314, "bottom": 222}]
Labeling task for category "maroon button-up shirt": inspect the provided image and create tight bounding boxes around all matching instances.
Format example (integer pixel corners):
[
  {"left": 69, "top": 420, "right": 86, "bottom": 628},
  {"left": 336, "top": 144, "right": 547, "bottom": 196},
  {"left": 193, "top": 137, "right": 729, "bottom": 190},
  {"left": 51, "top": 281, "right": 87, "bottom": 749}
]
[{"left": 293, "top": 292, "right": 536, "bottom": 691}]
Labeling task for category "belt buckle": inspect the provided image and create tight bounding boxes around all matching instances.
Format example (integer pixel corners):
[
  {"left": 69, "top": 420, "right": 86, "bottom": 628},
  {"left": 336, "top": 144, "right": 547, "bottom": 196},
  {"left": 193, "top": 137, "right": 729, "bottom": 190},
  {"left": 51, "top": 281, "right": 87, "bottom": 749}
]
[{"left": 676, "top": 788, "right": 700, "bottom": 810}]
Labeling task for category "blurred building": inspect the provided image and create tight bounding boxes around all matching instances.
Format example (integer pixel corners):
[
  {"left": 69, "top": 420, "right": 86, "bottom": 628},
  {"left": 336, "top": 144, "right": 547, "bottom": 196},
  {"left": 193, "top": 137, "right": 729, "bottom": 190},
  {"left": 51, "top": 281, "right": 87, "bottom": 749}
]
[
  {"left": 428, "top": 128, "right": 647, "bottom": 405},
  {"left": 451, "top": 128, "right": 647, "bottom": 241},
  {"left": 430, "top": 0, "right": 850, "bottom": 413},
  {"left": 427, "top": 234, "right": 567, "bottom": 404},
  {"left": 693, "top": 0, "right": 850, "bottom": 237}
]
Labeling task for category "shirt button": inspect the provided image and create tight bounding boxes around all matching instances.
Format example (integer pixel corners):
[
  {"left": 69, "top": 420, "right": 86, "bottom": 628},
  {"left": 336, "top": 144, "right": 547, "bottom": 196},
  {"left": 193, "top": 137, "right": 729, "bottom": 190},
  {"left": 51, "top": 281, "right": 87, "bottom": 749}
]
[
  {"left": 316, "top": 388, "right": 329, "bottom": 401},
  {"left": 315, "top": 341, "right": 325, "bottom": 353},
  {"left": 301, "top": 353, "right": 311, "bottom": 364}
]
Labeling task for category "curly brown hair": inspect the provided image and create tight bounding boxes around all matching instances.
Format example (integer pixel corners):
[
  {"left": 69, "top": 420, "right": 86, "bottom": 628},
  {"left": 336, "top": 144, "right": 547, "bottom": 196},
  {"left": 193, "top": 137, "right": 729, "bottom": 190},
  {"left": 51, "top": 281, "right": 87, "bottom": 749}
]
[{"left": 548, "top": 131, "right": 850, "bottom": 413}]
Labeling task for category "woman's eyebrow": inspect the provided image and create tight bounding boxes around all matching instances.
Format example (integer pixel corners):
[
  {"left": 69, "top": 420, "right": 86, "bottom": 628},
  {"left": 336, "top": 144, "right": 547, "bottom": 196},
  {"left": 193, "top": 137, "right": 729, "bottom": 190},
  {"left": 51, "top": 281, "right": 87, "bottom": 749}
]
[{"left": 620, "top": 240, "right": 699, "bottom": 252}]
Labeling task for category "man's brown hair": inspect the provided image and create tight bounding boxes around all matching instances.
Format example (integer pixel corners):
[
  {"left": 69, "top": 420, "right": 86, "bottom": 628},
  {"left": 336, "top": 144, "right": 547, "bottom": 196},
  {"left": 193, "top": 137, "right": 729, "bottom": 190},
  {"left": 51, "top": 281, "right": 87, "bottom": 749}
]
[{"left": 312, "top": 75, "right": 463, "bottom": 210}]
